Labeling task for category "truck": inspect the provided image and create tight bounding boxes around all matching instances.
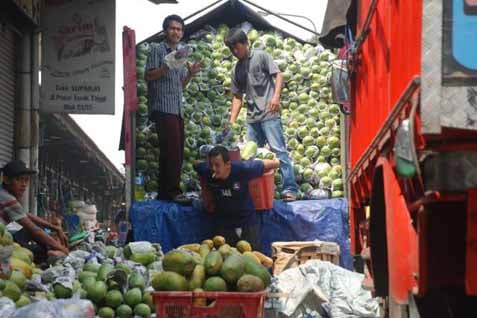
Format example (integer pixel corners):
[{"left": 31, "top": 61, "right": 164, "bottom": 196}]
[{"left": 321, "top": 0, "right": 477, "bottom": 316}]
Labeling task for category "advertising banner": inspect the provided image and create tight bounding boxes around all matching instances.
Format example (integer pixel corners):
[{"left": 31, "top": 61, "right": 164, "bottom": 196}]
[{"left": 41, "top": 0, "right": 115, "bottom": 114}]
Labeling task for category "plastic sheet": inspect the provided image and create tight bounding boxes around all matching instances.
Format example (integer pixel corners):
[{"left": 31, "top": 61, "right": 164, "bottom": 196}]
[
  {"left": 130, "top": 200, "right": 214, "bottom": 252},
  {"left": 130, "top": 198, "right": 352, "bottom": 269},
  {"left": 0, "top": 297, "right": 15, "bottom": 318},
  {"left": 275, "top": 260, "right": 380, "bottom": 318},
  {"left": 11, "top": 298, "right": 95, "bottom": 318},
  {"left": 260, "top": 199, "right": 352, "bottom": 269}
]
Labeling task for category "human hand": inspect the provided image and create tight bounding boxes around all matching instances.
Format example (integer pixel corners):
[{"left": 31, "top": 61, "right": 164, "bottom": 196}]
[
  {"left": 187, "top": 61, "right": 202, "bottom": 76},
  {"left": 53, "top": 226, "right": 69, "bottom": 247},
  {"left": 269, "top": 96, "right": 280, "bottom": 113}
]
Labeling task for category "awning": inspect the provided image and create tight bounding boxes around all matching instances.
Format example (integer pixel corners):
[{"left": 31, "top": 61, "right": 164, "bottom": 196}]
[{"left": 319, "top": 0, "right": 356, "bottom": 49}]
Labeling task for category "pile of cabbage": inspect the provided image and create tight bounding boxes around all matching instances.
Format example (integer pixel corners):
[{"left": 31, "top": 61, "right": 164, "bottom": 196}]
[{"left": 134, "top": 23, "right": 343, "bottom": 200}]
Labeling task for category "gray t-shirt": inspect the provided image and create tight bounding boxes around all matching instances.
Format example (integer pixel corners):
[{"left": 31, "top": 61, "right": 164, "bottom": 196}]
[
  {"left": 231, "top": 49, "right": 281, "bottom": 123},
  {"left": 0, "top": 186, "right": 27, "bottom": 225}
]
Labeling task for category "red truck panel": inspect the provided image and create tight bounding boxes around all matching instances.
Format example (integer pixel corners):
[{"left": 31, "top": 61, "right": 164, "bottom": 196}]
[{"left": 350, "top": 0, "right": 422, "bottom": 171}]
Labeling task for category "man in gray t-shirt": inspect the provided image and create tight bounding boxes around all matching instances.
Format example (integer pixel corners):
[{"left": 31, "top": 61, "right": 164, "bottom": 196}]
[{"left": 225, "top": 28, "right": 298, "bottom": 201}]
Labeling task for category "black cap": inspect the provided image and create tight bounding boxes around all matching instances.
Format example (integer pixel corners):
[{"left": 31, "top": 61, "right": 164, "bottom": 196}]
[{"left": 1, "top": 160, "right": 37, "bottom": 178}]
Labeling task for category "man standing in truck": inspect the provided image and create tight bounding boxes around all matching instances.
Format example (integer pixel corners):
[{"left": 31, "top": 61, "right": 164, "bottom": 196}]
[
  {"left": 224, "top": 28, "right": 298, "bottom": 202},
  {"left": 145, "top": 14, "right": 202, "bottom": 204},
  {"left": 194, "top": 146, "right": 279, "bottom": 249}
]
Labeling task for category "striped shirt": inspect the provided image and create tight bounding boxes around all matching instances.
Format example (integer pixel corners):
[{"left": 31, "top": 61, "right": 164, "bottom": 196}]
[
  {"left": 0, "top": 186, "right": 27, "bottom": 225},
  {"left": 145, "top": 42, "right": 188, "bottom": 118}
]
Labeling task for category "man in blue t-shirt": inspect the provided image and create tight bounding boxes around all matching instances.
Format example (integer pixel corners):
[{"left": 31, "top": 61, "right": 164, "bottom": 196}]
[{"left": 194, "top": 146, "right": 279, "bottom": 250}]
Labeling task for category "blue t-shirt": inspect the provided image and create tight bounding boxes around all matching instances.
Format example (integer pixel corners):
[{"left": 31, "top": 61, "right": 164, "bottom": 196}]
[{"left": 195, "top": 160, "right": 265, "bottom": 227}]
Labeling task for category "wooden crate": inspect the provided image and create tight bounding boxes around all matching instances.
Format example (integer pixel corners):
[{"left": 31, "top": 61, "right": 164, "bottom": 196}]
[{"left": 271, "top": 241, "right": 340, "bottom": 276}]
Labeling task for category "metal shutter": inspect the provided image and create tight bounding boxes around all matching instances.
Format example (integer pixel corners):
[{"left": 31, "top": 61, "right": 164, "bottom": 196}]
[{"left": 0, "top": 27, "right": 16, "bottom": 167}]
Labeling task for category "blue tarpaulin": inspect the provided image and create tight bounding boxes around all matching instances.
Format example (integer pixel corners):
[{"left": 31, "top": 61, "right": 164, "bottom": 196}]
[{"left": 129, "top": 198, "right": 352, "bottom": 270}]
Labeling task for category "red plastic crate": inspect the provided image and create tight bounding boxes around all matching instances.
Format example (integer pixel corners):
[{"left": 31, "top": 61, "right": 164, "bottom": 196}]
[
  {"left": 248, "top": 170, "right": 275, "bottom": 210},
  {"left": 201, "top": 170, "right": 275, "bottom": 212},
  {"left": 152, "top": 291, "right": 266, "bottom": 318}
]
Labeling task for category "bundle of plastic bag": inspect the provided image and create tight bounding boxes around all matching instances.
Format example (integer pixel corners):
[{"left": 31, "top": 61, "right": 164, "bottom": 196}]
[
  {"left": 164, "top": 45, "right": 192, "bottom": 69},
  {"left": 12, "top": 298, "right": 95, "bottom": 318}
]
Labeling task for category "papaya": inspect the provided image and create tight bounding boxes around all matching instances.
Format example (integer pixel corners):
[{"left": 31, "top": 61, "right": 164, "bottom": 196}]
[
  {"left": 204, "top": 251, "right": 223, "bottom": 275},
  {"left": 203, "top": 276, "right": 227, "bottom": 292},
  {"left": 9, "top": 258, "right": 33, "bottom": 278},
  {"left": 252, "top": 251, "right": 274, "bottom": 268},
  {"left": 243, "top": 255, "right": 271, "bottom": 287},
  {"left": 201, "top": 239, "right": 214, "bottom": 249},
  {"left": 243, "top": 252, "right": 260, "bottom": 264},
  {"left": 152, "top": 271, "right": 188, "bottom": 291},
  {"left": 220, "top": 253, "right": 245, "bottom": 284},
  {"left": 236, "top": 240, "right": 252, "bottom": 253},
  {"left": 178, "top": 243, "right": 201, "bottom": 253},
  {"left": 189, "top": 264, "right": 205, "bottom": 290},
  {"left": 199, "top": 244, "right": 210, "bottom": 258},
  {"left": 130, "top": 252, "right": 156, "bottom": 266},
  {"left": 193, "top": 288, "right": 206, "bottom": 306},
  {"left": 190, "top": 252, "right": 203, "bottom": 265},
  {"left": 162, "top": 250, "right": 195, "bottom": 277},
  {"left": 218, "top": 244, "right": 232, "bottom": 259},
  {"left": 237, "top": 274, "right": 265, "bottom": 292},
  {"left": 12, "top": 247, "right": 33, "bottom": 265},
  {"left": 212, "top": 236, "right": 226, "bottom": 249}
]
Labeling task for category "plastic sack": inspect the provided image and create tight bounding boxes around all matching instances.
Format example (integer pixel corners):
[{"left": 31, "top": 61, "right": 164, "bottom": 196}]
[
  {"left": 0, "top": 297, "right": 15, "bottom": 318},
  {"left": 12, "top": 298, "right": 95, "bottom": 318},
  {"left": 305, "top": 189, "right": 331, "bottom": 200},
  {"left": 164, "top": 45, "right": 192, "bottom": 69},
  {"left": 62, "top": 254, "right": 85, "bottom": 272},
  {"left": 275, "top": 260, "right": 380, "bottom": 318},
  {"left": 127, "top": 241, "right": 155, "bottom": 255},
  {"left": 41, "top": 265, "right": 75, "bottom": 284}
]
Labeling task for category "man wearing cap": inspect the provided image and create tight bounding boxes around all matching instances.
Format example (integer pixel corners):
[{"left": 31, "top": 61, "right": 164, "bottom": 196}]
[{"left": 0, "top": 160, "right": 69, "bottom": 257}]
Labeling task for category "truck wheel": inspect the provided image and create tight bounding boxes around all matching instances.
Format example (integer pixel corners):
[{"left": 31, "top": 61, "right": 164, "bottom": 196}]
[
  {"left": 387, "top": 295, "right": 409, "bottom": 318},
  {"left": 387, "top": 290, "right": 420, "bottom": 318}
]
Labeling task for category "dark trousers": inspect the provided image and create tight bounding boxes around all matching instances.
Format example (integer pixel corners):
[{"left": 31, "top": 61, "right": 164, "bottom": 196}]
[
  {"left": 215, "top": 221, "right": 261, "bottom": 251},
  {"left": 153, "top": 112, "right": 184, "bottom": 200},
  {"left": 13, "top": 228, "right": 48, "bottom": 264}
]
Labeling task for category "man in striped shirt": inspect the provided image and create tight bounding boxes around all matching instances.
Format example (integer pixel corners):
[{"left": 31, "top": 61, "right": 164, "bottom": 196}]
[
  {"left": 145, "top": 14, "right": 201, "bottom": 204},
  {"left": 0, "top": 160, "right": 69, "bottom": 258}
]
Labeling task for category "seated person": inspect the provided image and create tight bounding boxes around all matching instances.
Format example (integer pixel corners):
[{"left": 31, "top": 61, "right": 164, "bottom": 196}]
[
  {"left": 0, "top": 160, "right": 69, "bottom": 259},
  {"left": 194, "top": 146, "right": 279, "bottom": 250}
]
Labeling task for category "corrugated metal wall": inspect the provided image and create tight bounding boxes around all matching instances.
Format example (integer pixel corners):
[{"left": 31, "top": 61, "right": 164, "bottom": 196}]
[{"left": 0, "top": 27, "right": 17, "bottom": 167}]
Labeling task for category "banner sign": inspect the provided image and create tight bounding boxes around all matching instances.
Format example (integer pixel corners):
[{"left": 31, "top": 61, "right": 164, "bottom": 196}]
[{"left": 41, "top": 0, "right": 116, "bottom": 114}]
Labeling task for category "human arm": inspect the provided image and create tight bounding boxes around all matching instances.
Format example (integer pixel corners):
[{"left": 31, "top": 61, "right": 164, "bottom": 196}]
[
  {"left": 262, "top": 51, "right": 283, "bottom": 113},
  {"left": 17, "top": 217, "right": 69, "bottom": 254},
  {"left": 145, "top": 44, "right": 169, "bottom": 81},
  {"left": 227, "top": 95, "right": 243, "bottom": 129},
  {"left": 269, "top": 72, "right": 284, "bottom": 113},
  {"left": 262, "top": 158, "right": 280, "bottom": 172},
  {"left": 182, "top": 61, "right": 202, "bottom": 88},
  {"left": 27, "top": 213, "right": 68, "bottom": 247},
  {"left": 145, "top": 65, "right": 169, "bottom": 81},
  {"left": 193, "top": 161, "right": 210, "bottom": 176}
]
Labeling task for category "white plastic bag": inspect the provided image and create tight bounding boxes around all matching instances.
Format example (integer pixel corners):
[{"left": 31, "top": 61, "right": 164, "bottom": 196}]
[
  {"left": 164, "top": 45, "right": 191, "bottom": 69},
  {"left": 12, "top": 299, "right": 95, "bottom": 318},
  {"left": 0, "top": 297, "right": 15, "bottom": 318}
]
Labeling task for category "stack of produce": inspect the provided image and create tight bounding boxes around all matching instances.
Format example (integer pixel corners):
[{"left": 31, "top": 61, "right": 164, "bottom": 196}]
[
  {"left": 135, "top": 23, "right": 343, "bottom": 199},
  {"left": 0, "top": 224, "right": 42, "bottom": 308},
  {"left": 152, "top": 235, "right": 271, "bottom": 294},
  {"left": 0, "top": 232, "right": 160, "bottom": 317}
]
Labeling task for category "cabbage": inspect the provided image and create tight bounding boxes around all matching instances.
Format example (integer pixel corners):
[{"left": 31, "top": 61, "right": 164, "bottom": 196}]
[
  {"left": 241, "top": 141, "right": 258, "bottom": 160},
  {"left": 135, "top": 25, "right": 342, "bottom": 197}
]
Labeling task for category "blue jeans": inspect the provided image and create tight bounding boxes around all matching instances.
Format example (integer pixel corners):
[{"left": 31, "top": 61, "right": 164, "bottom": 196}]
[{"left": 247, "top": 117, "right": 298, "bottom": 194}]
